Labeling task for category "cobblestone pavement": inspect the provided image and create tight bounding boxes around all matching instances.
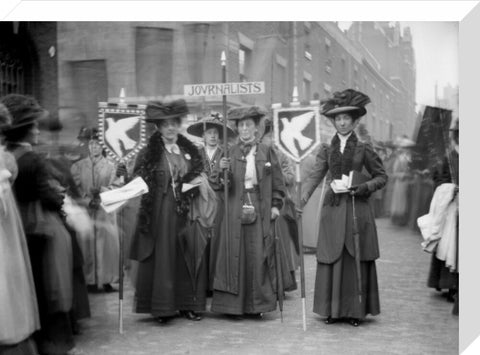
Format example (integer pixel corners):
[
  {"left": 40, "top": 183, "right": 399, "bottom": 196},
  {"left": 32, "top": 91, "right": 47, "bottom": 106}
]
[{"left": 74, "top": 218, "right": 458, "bottom": 355}]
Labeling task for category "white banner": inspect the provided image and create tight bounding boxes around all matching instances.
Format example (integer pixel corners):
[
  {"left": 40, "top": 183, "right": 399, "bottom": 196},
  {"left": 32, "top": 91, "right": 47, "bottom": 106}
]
[{"left": 184, "top": 81, "right": 265, "bottom": 97}]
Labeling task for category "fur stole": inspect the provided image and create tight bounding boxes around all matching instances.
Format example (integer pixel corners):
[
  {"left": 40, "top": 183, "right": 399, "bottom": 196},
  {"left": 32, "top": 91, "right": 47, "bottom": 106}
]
[
  {"left": 329, "top": 132, "right": 358, "bottom": 179},
  {"left": 136, "top": 131, "right": 203, "bottom": 234}
]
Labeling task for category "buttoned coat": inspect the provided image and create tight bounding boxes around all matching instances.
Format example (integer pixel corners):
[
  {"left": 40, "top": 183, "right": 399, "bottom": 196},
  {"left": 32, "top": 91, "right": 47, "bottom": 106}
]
[
  {"left": 130, "top": 132, "right": 203, "bottom": 262},
  {"left": 302, "top": 140, "right": 387, "bottom": 264},
  {"left": 213, "top": 142, "right": 285, "bottom": 295}
]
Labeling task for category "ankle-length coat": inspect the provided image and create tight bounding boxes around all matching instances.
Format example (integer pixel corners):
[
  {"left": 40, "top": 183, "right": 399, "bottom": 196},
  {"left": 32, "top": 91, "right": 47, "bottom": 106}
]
[
  {"left": 301, "top": 136, "right": 387, "bottom": 264},
  {"left": 213, "top": 142, "right": 285, "bottom": 295}
]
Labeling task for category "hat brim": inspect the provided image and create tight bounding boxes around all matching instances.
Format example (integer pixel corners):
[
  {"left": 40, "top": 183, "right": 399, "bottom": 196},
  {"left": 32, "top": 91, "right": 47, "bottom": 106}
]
[
  {"left": 145, "top": 113, "right": 185, "bottom": 123},
  {"left": 323, "top": 106, "right": 366, "bottom": 118},
  {"left": 187, "top": 121, "right": 236, "bottom": 139},
  {"left": 1, "top": 113, "right": 46, "bottom": 132}
]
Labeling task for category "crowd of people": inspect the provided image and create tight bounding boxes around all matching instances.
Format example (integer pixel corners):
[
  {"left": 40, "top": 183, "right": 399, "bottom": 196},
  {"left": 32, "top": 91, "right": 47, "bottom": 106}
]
[{"left": 0, "top": 88, "right": 458, "bottom": 355}]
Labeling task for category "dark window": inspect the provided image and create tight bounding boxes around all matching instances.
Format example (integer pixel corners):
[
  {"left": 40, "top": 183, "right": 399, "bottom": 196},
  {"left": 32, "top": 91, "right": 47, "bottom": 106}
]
[
  {"left": 70, "top": 60, "right": 108, "bottom": 128},
  {"left": 135, "top": 27, "right": 174, "bottom": 97}
]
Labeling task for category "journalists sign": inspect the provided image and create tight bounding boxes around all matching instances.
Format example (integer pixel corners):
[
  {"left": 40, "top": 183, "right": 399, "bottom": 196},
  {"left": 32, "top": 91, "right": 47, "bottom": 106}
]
[{"left": 184, "top": 81, "right": 265, "bottom": 97}]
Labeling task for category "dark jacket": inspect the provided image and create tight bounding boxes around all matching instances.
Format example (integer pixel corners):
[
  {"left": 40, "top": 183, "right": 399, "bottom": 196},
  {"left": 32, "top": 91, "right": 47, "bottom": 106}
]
[
  {"left": 130, "top": 132, "right": 203, "bottom": 262},
  {"left": 302, "top": 139, "right": 387, "bottom": 263},
  {"left": 213, "top": 142, "right": 285, "bottom": 294},
  {"left": 200, "top": 146, "right": 225, "bottom": 191}
]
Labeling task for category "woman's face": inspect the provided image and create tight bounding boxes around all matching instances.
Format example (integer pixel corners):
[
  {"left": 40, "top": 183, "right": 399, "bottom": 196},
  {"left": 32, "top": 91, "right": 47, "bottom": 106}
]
[
  {"left": 88, "top": 139, "right": 103, "bottom": 158},
  {"left": 26, "top": 122, "right": 40, "bottom": 145},
  {"left": 237, "top": 118, "right": 257, "bottom": 141},
  {"left": 203, "top": 127, "right": 220, "bottom": 148},
  {"left": 158, "top": 118, "right": 180, "bottom": 142},
  {"left": 333, "top": 113, "right": 356, "bottom": 136}
]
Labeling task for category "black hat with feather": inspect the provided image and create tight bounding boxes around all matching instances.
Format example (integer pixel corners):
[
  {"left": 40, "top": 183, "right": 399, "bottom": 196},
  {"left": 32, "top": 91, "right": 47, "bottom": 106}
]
[{"left": 321, "top": 89, "right": 370, "bottom": 120}]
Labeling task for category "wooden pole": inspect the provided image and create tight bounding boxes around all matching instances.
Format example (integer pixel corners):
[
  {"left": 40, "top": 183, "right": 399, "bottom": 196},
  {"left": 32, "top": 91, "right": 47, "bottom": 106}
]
[
  {"left": 118, "top": 90, "right": 126, "bottom": 334},
  {"left": 118, "top": 193, "right": 124, "bottom": 334},
  {"left": 221, "top": 51, "right": 230, "bottom": 287},
  {"left": 295, "top": 163, "right": 307, "bottom": 331}
]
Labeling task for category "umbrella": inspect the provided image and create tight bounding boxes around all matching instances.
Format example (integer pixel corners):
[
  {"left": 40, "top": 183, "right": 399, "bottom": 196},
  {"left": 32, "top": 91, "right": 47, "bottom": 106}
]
[
  {"left": 272, "top": 220, "right": 285, "bottom": 322},
  {"left": 351, "top": 195, "right": 363, "bottom": 304},
  {"left": 178, "top": 220, "right": 209, "bottom": 294}
]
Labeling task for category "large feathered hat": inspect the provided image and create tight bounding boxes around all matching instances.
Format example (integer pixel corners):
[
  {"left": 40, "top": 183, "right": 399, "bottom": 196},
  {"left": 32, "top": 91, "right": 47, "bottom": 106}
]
[
  {"left": 187, "top": 113, "right": 236, "bottom": 139},
  {"left": 0, "top": 94, "right": 49, "bottom": 132},
  {"left": 321, "top": 89, "right": 370, "bottom": 119},
  {"left": 145, "top": 99, "right": 189, "bottom": 122},
  {"left": 0, "top": 103, "right": 12, "bottom": 132}
]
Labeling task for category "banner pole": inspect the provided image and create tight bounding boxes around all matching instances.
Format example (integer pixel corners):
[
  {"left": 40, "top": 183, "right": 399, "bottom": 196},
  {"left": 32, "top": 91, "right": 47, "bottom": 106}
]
[
  {"left": 221, "top": 51, "right": 230, "bottom": 286},
  {"left": 296, "top": 162, "right": 307, "bottom": 332}
]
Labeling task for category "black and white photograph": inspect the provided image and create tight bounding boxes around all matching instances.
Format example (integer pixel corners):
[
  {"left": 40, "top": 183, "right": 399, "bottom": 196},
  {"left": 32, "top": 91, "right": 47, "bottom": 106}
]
[{"left": 0, "top": 2, "right": 472, "bottom": 353}]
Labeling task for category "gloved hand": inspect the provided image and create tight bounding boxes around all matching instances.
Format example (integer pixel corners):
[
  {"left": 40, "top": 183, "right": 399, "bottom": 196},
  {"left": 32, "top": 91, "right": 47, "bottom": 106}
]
[
  {"left": 349, "top": 183, "right": 371, "bottom": 198},
  {"left": 116, "top": 163, "right": 128, "bottom": 178},
  {"left": 271, "top": 206, "right": 280, "bottom": 220},
  {"left": 88, "top": 195, "right": 101, "bottom": 210},
  {"left": 90, "top": 187, "right": 101, "bottom": 197},
  {"left": 219, "top": 157, "right": 230, "bottom": 170}
]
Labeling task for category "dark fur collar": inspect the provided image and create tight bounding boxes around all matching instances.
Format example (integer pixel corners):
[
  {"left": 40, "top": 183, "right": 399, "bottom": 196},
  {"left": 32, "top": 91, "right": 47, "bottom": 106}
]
[
  {"left": 136, "top": 131, "right": 203, "bottom": 234},
  {"left": 329, "top": 132, "right": 358, "bottom": 179}
]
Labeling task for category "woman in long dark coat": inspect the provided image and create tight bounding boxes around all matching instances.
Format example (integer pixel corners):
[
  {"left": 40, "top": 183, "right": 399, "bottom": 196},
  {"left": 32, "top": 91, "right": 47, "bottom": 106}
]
[
  {"left": 301, "top": 89, "right": 387, "bottom": 327},
  {"left": 130, "top": 99, "right": 206, "bottom": 323},
  {"left": 211, "top": 106, "right": 285, "bottom": 317}
]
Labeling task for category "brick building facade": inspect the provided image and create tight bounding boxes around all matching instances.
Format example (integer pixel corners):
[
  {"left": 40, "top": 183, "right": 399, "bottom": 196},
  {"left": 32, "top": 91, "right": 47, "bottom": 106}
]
[{"left": 1, "top": 21, "right": 416, "bottom": 145}]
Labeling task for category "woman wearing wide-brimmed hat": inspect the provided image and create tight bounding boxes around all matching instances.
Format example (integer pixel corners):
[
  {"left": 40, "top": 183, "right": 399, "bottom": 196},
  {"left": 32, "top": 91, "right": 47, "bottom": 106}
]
[
  {"left": 130, "top": 99, "right": 206, "bottom": 323},
  {"left": 301, "top": 89, "right": 387, "bottom": 326},
  {"left": 2, "top": 94, "right": 76, "bottom": 354},
  {"left": 211, "top": 106, "right": 286, "bottom": 318},
  {"left": 187, "top": 113, "right": 236, "bottom": 292}
]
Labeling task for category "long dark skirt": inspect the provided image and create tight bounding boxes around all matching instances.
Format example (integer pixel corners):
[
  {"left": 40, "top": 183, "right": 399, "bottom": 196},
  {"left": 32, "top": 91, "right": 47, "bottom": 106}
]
[
  {"left": 212, "top": 192, "right": 276, "bottom": 315},
  {"left": 27, "top": 236, "right": 74, "bottom": 355},
  {"left": 208, "top": 191, "right": 224, "bottom": 292},
  {"left": 134, "top": 189, "right": 207, "bottom": 317},
  {"left": 313, "top": 248, "right": 380, "bottom": 319}
]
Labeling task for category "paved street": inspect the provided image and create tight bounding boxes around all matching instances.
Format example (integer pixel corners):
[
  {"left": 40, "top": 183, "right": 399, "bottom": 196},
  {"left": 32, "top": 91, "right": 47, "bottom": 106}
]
[{"left": 74, "top": 218, "right": 458, "bottom": 355}]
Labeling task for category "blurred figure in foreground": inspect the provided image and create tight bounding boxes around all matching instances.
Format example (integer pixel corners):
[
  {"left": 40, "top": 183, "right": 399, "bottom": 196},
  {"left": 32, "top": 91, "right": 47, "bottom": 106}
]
[
  {"left": 426, "top": 119, "right": 459, "bottom": 314},
  {"left": 0, "top": 103, "right": 40, "bottom": 355},
  {"left": 2, "top": 94, "right": 76, "bottom": 355}
]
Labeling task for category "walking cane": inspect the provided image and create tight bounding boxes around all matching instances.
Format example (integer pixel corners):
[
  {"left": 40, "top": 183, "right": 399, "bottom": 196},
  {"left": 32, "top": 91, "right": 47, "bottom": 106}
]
[
  {"left": 351, "top": 194, "right": 363, "bottom": 305},
  {"left": 295, "top": 163, "right": 307, "bottom": 331}
]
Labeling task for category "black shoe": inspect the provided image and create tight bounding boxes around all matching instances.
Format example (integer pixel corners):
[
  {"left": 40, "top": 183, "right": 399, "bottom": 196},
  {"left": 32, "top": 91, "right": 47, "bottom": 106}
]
[
  {"left": 446, "top": 288, "right": 457, "bottom": 303},
  {"left": 226, "top": 314, "right": 244, "bottom": 321},
  {"left": 248, "top": 313, "right": 263, "bottom": 319},
  {"left": 349, "top": 318, "right": 361, "bottom": 327},
  {"left": 155, "top": 316, "right": 173, "bottom": 324},
  {"left": 180, "top": 310, "right": 202, "bottom": 321},
  {"left": 324, "top": 316, "right": 336, "bottom": 324},
  {"left": 103, "top": 284, "right": 116, "bottom": 293}
]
